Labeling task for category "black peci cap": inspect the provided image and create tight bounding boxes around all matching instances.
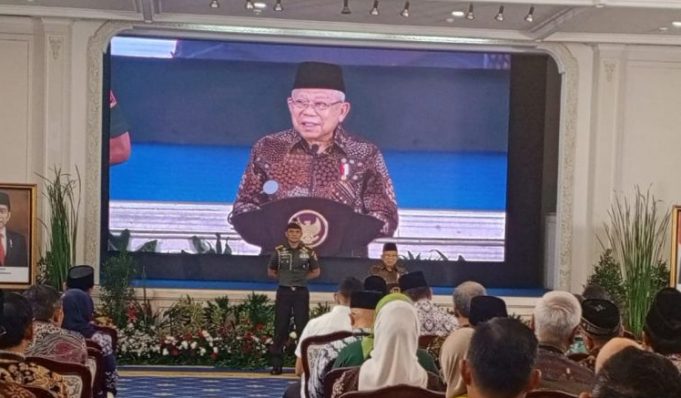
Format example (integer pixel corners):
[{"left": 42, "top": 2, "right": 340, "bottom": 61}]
[{"left": 292, "top": 62, "right": 346, "bottom": 94}]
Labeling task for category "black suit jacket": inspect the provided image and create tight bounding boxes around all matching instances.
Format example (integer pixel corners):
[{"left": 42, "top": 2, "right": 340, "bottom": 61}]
[{"left": 2, "top": 230, "right": 28, "bottom": 267}]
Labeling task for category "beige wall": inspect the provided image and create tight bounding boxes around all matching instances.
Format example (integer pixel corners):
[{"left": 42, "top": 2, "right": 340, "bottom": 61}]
[{"left": 0, "top": 17, "right": 679, "bottom": 299}]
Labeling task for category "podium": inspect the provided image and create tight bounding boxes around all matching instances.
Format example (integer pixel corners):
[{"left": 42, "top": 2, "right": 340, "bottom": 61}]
[{"left": 230, "top": 197, "right": 384, "bottom": 257}]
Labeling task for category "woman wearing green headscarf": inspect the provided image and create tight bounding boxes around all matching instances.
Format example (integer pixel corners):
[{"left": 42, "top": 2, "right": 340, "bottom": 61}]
[{"left": 331, "top": 293, "right": 439, "bottom": 373}]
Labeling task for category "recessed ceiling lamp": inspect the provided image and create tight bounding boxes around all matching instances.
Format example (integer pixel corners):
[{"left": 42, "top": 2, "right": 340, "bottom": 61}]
[
  {"left": 253, "top": 1, "right": 267, "bottom": 9},
  {"left": 400, "top": 0, "right": 410, "bottom": 18},
  {"left": 209, "top": 0, "right": 219, "bottom": 8},
  {"left": 659, "top": 26, "right": 669, "bottom": 32},
  {"left": 341, "top": 0, "right": 351, "bottom": 14},
  {"left": 273, "top": 0, "right": 283, "bottom": 11},
  {"left": 525, "top": 5, "right": 535, "bottom": 22},
  {"left": 494, "top": 5, "right": 504, "bottom": 22},
  {"left": 451, "top": 10, "right": 465, "bottom": 18},
  {"left": 245, "top": 0, "right": 255, "bottom": 10},
  {"left": 672, "top": 21, "right": 681, "bottom": 28},
  {"left": 370, "top": 0, "right": 379, "bottom": 16},
  {"left": 465, "top": 3, "right": 474, "bottom": 20}
]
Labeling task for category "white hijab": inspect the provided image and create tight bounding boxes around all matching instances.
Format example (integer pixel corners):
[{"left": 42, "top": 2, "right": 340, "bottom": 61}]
[{"left": 358, "top": 300, "right": 429, "bottom": 391}]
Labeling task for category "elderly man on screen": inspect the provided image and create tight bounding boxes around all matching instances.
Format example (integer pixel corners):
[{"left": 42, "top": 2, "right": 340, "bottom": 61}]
[{"left": 231, "top": 61, "right": 398, "bottom": 237}]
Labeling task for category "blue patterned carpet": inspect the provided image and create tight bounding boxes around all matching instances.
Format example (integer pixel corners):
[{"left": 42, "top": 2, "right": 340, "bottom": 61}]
[{"left": 118, "top": 373, "right": 295, "bottom": 398}]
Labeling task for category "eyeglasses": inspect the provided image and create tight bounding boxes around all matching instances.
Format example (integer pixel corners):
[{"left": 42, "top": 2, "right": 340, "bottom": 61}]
[{"left": 289, "top": 98, "right": 343, "bottom": 112}]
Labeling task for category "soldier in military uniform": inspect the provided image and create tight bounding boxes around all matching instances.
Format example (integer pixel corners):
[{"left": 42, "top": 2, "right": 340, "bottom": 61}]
[
  {"left": 368, "top": 242, "right": 407, "bottom": 291},
  {"left": 268, "top": 222, "right": 321, "bottom": 375},
  {"left": 231, "top": 61, "right": 398, "bottom": 238}
]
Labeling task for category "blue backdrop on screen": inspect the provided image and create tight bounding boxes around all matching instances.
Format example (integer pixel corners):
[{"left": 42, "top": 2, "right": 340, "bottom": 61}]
[{"left": 109, "top": 39, "right": 510, "bottom": 211}]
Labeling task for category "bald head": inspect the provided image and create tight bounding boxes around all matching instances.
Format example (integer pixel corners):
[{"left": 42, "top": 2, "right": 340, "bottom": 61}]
[
  {"left": 452, "top": 281, "right": 486, "bottom": 324},
  {"left": 595, "top": 337, "right": 642, "bottom": 373}
]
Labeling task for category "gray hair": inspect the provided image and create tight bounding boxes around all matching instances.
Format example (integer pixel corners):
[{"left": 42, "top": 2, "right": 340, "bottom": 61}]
[
  {"left": 452, "top": 281, "right": 486, "bottom": 318},
  {"left": 291, "top": 89, "right": 346, "bottom": 102},
  {"left": 533, "top": 291, "right": 582, "bottom": 344}
]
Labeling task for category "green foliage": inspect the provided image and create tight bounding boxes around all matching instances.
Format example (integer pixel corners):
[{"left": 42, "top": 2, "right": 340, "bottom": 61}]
[
  {"left": 598, "top": 186, "right": 670, "bottom": 337},
  {"left": 100, "top": 251, "right": 137, "bottom": 328},
  {"left": 204, "top": 296, "right": 231, "bottom": 334},
  {"left": 109, "top": 229, "right": 158, "bottom": 252},
  {"left": 189, "top": 233, "right": 232, "bottom": 255},
  {"left": 162, "top": 296, "right": 207, "bottom": 336},
  {"left": 38, "top": 167, "right": 81, "bottom": 290},
  {"left": 233, "top": 292, "right": 274, "bottom": 328},
  {"left": 587, "top": 249, "right": 626, "bottom": 309},
  {"left": 310, "top": 302, "right": 331, "bottom": 319},
  {"left": 400, "top": 250, "right": 450, "bottom": 261}
]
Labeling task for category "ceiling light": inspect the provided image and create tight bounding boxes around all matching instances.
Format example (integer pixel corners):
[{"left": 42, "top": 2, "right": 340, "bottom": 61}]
[
  {"left": 446, "top": 17, "right": 454, "bottom": 23},
  {"left": 370, "top": 0, "right": 379, "bottom": 16},
  {"left": 341, "top": 0, "right": 351, "bottom": 14},
  {"left": 525, "top": 5, "right": 534, "bottom": 22},
  {"left": 273, "top": 0, "right": 283, "bottom": 11},
  {"left": 465, "top": 3, "right": 474, "bottom": 20},
  {"left": 209, "top": 0, "right": 219, "bottom": 8},
  {"left": 659, "top": 26, "right": 669, "bottom": 32},
  {"left": 253, "top": 1, "right": 267, "bottom": 9},
  {"left": 495, "top": 5, "right": 504, "bottom": 22},
  {"left": 400, "top": 1, "right": 410, "bottom": 18},
  {"left": 245, "top": 0, "right": 255, "bottom": 10},
  {"left": 451, "top": 10, "right": 465, "bottom": 18},
  {"left": 672, "top": 21, "right": 681, "bottom": 28}
]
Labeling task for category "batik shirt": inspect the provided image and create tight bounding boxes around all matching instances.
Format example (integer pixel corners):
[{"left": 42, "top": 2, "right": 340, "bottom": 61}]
[
  {"left": 308, "top": 328, "right": 371, "bottom": 398},
  {"left": 91, "top": 331, "right": 118, "bottom": 395},
  {"left": 26, "top": 321, "right": 88, "bottom": 365},
  {"left": 413, "top": 299, "right": 458, "bottom": 337},
  {"left": 232, "top": 126, "right": 398, "bottom": 236}
]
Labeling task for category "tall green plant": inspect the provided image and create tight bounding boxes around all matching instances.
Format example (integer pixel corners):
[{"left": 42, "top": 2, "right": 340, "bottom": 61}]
[
  {"left": 100, "top": 251, "right": 137, "bottom": 328},
  {"left": 39, "top": 168, "right": 81, "bottom": 290},
  {"left": 600, "top": 187, "right": 670, "bottom": 337}
]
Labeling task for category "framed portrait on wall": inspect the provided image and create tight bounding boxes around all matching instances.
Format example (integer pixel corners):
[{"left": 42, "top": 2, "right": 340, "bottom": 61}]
[
  {"left": 0, "top": 183, "right": 37, "bottom": 289},
  {"left": 672, "top": 205, "right": 681, "bottom": 290}
]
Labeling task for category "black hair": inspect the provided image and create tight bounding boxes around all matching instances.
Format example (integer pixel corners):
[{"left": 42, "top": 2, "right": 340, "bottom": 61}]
[
  {"left": 467, "top": 317, "right": 538, "bottom": 398},
  {"left": 582, "top": 284, "right": 612, "bottom": 301},
  {"left": 643, "top": 324, "right": 681, "bottom": 355},
  {"left": 286, "top": 222, "right": 302, "bottom": 231},
  {"left": 23, "top": 284, "right": 61, "bottom": 322},
  {"left": 0, "top": 292, "right": 33, "bottom": 349},
  {"left": 593, "top": 346, "right": 681, "bottom": 398},
  {"left": 338, "top": 277, "right": 363, "bottom": 299},
  {"left": 403, "top": 286, "right": 431, "bottom": 302}
]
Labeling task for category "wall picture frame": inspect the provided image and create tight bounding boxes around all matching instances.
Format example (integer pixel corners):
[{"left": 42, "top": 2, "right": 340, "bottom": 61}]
[
  {"left": 672, "top": 205, "right": 681, "bottom": 290},
  {"left": 0, "top": 183, "right": 37, "bottom": 289}
]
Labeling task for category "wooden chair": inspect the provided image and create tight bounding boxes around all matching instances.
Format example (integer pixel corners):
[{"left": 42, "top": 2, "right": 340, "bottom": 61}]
[
  {"left": 418, "top": 335, "right": 437, "bottom": 349},
  {"left": 93, "top": 326, "right": 117, "bottom": 354},
  {"left": 567, "top": 352, "right": 589, "bottom": 362},
  {"left": 340, "top": 384, "right": 446, "bottom": 398},
  {"left": 0, "top": 379, "right": 37, "bottom": 398},
  {"left": 23, "top": 385, "right": 57, "bottom": 398},
  {"left": 86, "top": 340, "right": 106, "bottom": 398},
  {"left": 527, "top": 390, "right": 579, "bottom": 398},
  {"left": 301, "top": 330, "right": 354, "bottom": 398},
  {"left": 323, "top": 367, "right": 356, "bottom": 398},
  {"left": 26, "top": 356, "right": 92, "bottom": 398}
]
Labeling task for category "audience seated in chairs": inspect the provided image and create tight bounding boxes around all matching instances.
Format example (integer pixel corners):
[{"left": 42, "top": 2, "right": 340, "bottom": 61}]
[
  {"left": 532, "top": 291, "right": 595, "bottom": 396},
  {"left": 330, "top": 299, "right": 445, "bottom": 398},
  {"left": 340, "top": 384, "right": 446, "bottom": 398},
  {"left": 579, "top": 346, "right": 681, "bottom": 398},
  {"left": 575, "top": 299, "right": 621, "bottom": 371},
  {"left": 332, "top": 293, "right": 439, "bottom": 374},
  {"left": 304, "top": 290, "right": 381, "bottom": 398},
  {"left": 441, "top": 294, "right": 507, "bottom": 398},
  {"left": 23, "top": 285, "right": 88, "bottom": 365},
  {"left": 459, "top": 317, "right": 540, "bottom": 398},
  {"left": 642, "top": 287, "right": 681, "bottom": 372},
  {"left": 62, "top": 288, "right": 118, "bottom": 397},
  {"left": 399, "top": 271, "right": 457, "bottom": 337}
]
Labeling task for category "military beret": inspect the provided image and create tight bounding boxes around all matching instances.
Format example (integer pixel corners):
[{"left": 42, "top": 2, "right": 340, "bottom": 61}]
[
  {"left": 382, "top": 242, "right": 398, "bottom": 252},
  {"left": 470, "top": 295, "right": 508, "bottom": 326},
  {"left": 66, "top": 265, "right": 95, "bottom": 291},
  {"left": 364, "top": 275, "right": 388, "bottom": 296},
  {"left": 293, "top": 62, "right": 345, "bottom": 94},
  {"left": 0, "top": 192, "right": 10, "bottom": 210},
  {"left": 645, "top": 288, "right": 681, "bottom": 341},
  {"left": 399, "top": 271, "right": 429, "bottom": 291},
  {"left": 351, "top": 291, "right": 383, "bottom": 310},
  {"left": 581, "top": 298, "right": 621, "bottom": 338}
]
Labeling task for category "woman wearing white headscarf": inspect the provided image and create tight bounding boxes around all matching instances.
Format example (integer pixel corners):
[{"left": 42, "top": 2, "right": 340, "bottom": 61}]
[{"left": 331, "top": 300, "right": 444, "bottom": 397}]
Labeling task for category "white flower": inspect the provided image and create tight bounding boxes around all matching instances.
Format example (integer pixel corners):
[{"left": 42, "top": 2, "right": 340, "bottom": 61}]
[
  {"left": 162, "top": 348, "right": 169, "bottom": 356},
  {"left": 289, "top": 331, "right": 297, "bottom": 339},
  {"left": 265, "top": 338, "right": 273, "bottom": 345},
  {"left": 213, "top": 347, "right": 219, "bottom": 354},
  {"left": 199, "top": 347, "right": 206, "bottom": 356},
  {"left": 181, "top": 341, "right": 189, "bottom": 349},
  {"left": 190, "top": 341, "right": 198, "bottom": 350}
]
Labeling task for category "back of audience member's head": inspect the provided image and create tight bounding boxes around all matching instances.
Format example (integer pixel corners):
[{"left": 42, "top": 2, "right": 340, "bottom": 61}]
[
  {"left": 23, "top": 284, "right": 62, "bottom": 323},
  {"left": 0, "top": 292, "right": 33, "bottom": 351},
  {"left": 643, "top": 287, "right": 681, "bottom": 355},
  {"left": 582, "top": 284, "right": 612, "bottom": 301},
  {"left": 363, "top": 275, "right": 388, "bottom": 296},
  {"left": 580, "top": 346, "right": 681, "bottom": 398},
  {"left": 594, "top": 337, "right": 642, "bottom": 373},
  {"left": 469, "top": 296, "right": 508, "bottom": 327},
  {"left": 350, "top": 291, "right": 382, "bottom": 329},
  {"left": 337, "top": 277, "right": 363, "bottom": 304},
  {"left": 399, "top": 271, "right": 431, "bottom": 302},
  {"left": 533, "top": 290, "right": 581, "bottom": 347},
  {"left": 66, "top": 265, "right": 95, "bottom": 292},
  {"left": 463, "top": 318, "right": 539, "bottom": 398},
  {"left": 580, "top": 299, "right": 621, "bottom": 349},
  {"left": 453, "top": 281, "right": 487, "bottom": 320}
]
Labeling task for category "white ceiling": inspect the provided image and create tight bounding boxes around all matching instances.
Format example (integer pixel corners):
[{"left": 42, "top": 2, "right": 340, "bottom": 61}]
[{"left": 1, "top": 0, "right": 681, "bottom": 45}]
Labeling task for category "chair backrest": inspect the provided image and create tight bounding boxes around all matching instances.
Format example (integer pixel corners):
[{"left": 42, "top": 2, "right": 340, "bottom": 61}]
[
  {"left": 418, "top": 335, "right": 437, "bottom": 349},
  {"left": 0, "top": 360, "right": 68, "bottom": 398},
  {"left": 86, "top": 345, "right": 106, "bottom": 398},
  {"left": 0, "top": 379, "right": 37, "bottom": 398},
  {"left": 93, "top": 325, "right": 117, "bottom": 354},
  {"left": 23, "top": 385, "right": 57, "bottom": 398},
  {"left": 340, "top": 384, "right": 445, "bottom": 398},
  {"left": 26, "top": 356, "right": 92, "bottom": 398},
  {"left": 323, "top": 367, "right": 356, "bottom": 398},
  {"left": 301, "top": 331, "right": 354, "bottom": 398},
  {"left": 566, "top": 352, "right": 589, "bottom": 362},
  {"left": 527, "top": 390, "right": 579, "bottom": 398}
]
